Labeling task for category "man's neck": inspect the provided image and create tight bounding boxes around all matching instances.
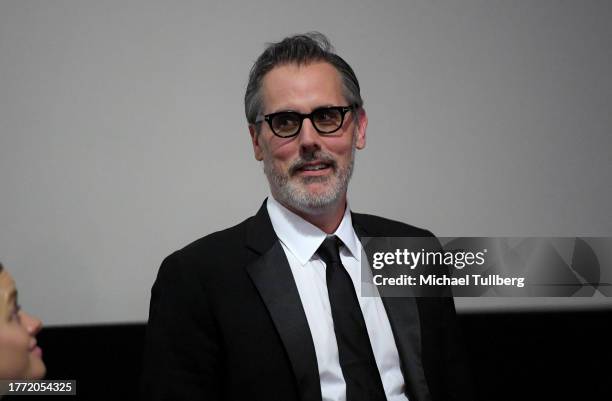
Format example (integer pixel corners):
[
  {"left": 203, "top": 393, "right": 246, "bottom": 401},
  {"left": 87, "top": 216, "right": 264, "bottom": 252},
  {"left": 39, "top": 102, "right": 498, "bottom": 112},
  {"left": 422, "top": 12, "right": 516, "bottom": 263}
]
[{"left": 274, "top": 196, "right": 347, "bottom": 234}]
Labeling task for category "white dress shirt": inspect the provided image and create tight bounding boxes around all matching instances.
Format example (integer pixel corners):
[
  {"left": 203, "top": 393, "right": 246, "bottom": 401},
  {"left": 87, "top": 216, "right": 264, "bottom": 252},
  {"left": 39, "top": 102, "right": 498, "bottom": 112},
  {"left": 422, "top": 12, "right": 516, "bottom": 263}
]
[{"left": 267, "top": 196, "right": 409, "bottom": 401}]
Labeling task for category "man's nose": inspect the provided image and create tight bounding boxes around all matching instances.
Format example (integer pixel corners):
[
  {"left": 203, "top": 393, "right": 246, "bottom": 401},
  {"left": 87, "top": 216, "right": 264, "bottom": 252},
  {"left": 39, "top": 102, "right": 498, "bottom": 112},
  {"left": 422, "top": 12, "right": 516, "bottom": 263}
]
[
  {"left": 20, "top": 311, "right": 43, "bottom": 336},
  {"left": 297, "top": 118, "right": 321, "bottom": 151}
]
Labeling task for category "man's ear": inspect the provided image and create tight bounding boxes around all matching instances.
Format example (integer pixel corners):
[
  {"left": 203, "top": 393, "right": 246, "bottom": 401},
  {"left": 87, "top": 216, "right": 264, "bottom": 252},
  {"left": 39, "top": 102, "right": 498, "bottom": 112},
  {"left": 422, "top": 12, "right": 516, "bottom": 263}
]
[
  {"left": 355, "top": 107, "right": 367, "bottom": 150},
  {"left": 249, "top": 124, "right": 264, "bottom": 161}
]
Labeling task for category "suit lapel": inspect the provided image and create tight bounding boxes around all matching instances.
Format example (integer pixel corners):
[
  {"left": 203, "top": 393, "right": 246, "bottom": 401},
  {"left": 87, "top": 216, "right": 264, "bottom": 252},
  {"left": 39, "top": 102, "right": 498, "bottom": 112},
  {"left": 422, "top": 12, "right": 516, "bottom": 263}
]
[
  {"left": 245, "top": 201, "right": 323, "bottom": 401},
  {"left": 353, "top": 215, "right": 433, "bottom": 401}
]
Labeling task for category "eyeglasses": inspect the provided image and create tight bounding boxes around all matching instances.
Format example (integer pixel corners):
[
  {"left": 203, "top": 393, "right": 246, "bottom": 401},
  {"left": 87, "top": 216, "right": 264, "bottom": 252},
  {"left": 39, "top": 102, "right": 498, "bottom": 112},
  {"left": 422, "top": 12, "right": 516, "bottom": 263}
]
[{"left": 256, "top": 105, "right": 355, "bottom": 138}]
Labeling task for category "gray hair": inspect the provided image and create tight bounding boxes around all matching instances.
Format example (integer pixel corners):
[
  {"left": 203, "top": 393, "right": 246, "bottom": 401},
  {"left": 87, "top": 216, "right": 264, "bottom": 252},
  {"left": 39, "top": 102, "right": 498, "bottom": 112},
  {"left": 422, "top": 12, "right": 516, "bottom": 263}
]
[{"left": 244, "top": 32, "right": 363, "bottom": 128}]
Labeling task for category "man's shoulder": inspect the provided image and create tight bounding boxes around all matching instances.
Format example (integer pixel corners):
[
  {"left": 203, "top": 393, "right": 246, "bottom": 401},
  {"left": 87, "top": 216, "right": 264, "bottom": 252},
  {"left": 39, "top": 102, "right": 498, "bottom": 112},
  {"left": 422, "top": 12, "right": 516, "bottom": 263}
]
[
  {"left": 177, "top": 214, "right": 254, "bottom": 259},
  {"left": 154, "top": 215, "right": 255, "bottom": 284},
  {"left": 351, "top": 211, "right": 436, "bottom": 238},
  {"left": 156, "top": 201, "right": 274, "bottom": 280}
]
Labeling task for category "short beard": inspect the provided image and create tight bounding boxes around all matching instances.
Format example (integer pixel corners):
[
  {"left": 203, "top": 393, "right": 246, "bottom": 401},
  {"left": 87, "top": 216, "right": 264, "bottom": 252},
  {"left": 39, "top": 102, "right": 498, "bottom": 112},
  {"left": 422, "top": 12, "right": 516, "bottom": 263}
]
[{"left": 262, "top": 133, "right": 356, "bottom": 215}]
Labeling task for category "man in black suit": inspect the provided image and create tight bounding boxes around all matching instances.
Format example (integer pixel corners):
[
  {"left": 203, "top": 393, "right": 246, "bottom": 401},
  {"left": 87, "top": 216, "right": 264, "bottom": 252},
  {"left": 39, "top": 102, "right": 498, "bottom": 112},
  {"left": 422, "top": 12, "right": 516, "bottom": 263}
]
[{"left": 142, "top": 32, "right": 472, "bottom": 401}]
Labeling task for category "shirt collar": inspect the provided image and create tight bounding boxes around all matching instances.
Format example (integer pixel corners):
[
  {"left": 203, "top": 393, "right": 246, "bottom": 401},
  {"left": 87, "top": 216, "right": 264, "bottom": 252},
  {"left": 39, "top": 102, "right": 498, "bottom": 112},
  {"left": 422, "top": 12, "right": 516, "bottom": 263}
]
[{"left": 266, "top": 196, "right": 361, "bottom": 265}]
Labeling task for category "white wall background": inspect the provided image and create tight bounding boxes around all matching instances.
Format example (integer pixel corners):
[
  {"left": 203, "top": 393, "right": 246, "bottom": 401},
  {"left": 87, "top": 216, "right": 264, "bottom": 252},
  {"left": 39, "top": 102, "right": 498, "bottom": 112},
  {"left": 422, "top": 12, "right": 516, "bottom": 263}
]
[{"left": 1, "top": 0, "right": 611, "bottom": 325}]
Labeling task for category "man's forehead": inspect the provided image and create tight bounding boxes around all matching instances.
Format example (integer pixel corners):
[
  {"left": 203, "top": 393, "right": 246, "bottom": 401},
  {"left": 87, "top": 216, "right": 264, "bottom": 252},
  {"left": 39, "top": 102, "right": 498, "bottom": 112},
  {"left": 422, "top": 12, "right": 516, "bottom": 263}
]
[{"left": 261, "top": 61, "right": 345, "bottom": 112}]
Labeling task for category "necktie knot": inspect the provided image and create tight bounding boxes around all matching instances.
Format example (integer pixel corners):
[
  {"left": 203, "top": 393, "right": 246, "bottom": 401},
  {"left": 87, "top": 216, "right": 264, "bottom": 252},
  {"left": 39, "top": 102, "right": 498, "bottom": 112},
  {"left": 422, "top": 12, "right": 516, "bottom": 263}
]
[{"left": 317, "top": 236, "right": 342, "bottom": 266}]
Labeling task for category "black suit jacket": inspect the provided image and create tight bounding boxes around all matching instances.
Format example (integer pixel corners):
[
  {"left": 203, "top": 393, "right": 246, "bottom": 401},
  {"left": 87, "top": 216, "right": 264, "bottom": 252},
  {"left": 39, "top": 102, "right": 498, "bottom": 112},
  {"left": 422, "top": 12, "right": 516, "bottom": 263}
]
[{"left": 141, "top": 201, "right": 472, "bottom": 401}]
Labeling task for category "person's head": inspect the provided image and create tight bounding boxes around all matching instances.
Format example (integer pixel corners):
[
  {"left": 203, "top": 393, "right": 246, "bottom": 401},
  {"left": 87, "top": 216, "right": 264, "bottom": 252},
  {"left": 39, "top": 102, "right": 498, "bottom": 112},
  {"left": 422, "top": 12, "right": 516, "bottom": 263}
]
[
  {"left": 0, "top": 263, "right": 45, "bottom": 379},
  {"left": 246, "top": 32, "right": 367, "bottom": 216}
]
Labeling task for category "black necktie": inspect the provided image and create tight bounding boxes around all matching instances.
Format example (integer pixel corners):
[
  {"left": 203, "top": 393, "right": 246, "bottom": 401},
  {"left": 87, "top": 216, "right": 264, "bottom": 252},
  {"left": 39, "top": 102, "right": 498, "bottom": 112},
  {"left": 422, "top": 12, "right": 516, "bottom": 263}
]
[{"left": 317, "top": 236, "right": 387, "bottom": 401}]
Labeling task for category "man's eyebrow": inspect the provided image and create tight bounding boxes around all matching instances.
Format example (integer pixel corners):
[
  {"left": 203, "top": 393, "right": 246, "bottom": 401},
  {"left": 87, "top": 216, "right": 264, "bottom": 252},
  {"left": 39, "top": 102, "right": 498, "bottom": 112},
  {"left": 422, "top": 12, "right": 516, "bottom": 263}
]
[
  {"left": 269, "top": 104, "right": 339, "bottom": 114},
  {"left": 268, "top": 108, "right": 298, "bottom": 114},
  {"left": 267, "top": 104, "right": 301, "bottom": 113}
]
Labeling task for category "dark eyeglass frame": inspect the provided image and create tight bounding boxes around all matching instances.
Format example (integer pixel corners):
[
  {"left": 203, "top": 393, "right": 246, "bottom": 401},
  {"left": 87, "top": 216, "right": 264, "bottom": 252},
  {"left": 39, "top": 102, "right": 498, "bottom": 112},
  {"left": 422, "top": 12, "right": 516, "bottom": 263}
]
[{"left": 256, "top": 105, "right": 356, "bottom": 138}]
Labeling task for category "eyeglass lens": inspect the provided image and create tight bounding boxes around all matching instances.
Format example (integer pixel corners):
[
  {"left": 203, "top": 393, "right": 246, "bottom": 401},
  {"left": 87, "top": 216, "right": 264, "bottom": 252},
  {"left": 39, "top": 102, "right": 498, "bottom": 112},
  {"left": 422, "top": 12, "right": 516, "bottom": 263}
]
[{"left": 271, "top": 108, "right": 344, "bottom": 137}]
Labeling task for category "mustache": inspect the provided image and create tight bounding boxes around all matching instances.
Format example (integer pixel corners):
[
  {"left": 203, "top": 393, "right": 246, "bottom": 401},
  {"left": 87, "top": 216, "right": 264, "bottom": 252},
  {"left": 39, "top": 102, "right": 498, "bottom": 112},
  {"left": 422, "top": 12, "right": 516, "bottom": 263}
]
[{"left": 289, "top": 153, "right": 337, "bottom": 175}]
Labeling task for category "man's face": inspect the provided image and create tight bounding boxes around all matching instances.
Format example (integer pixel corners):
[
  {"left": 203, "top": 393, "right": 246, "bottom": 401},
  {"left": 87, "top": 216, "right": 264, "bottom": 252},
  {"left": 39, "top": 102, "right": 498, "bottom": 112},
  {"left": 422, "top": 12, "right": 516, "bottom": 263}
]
[{"left": 249, "top": 61, "right": 367, "bottom": 215}]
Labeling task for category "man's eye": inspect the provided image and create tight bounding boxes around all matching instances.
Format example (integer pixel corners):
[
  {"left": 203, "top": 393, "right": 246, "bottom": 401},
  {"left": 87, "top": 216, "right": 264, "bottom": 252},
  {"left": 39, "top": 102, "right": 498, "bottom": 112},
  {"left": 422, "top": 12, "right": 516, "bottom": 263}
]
[
  {"left": 278, "top": 118, "right": 293, "bottom": 127},
  {"left": 314, "top": 109, "right": 341, "bottom": 127},
  {"left": 274, "top": 115, "right": 298, "bottom": 129},
  {"left": 318, "top": 111, "right": 333, "bottom": 121}
]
